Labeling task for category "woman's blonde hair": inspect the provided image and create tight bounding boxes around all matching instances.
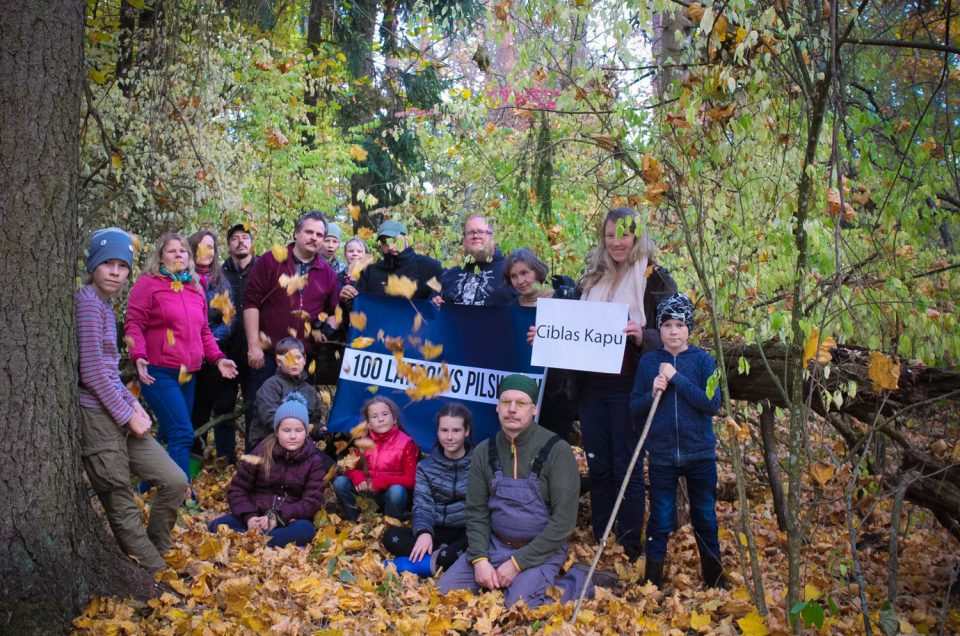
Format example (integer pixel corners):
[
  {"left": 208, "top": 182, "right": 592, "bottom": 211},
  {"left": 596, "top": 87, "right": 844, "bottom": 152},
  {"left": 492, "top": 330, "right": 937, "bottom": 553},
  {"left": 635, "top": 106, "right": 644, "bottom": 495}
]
[
  {"left": 142, "top": 232, "right": 200, "bottom": 290},
  {"left": 580, "top": 207, "right": 657, "bottom": 293}
]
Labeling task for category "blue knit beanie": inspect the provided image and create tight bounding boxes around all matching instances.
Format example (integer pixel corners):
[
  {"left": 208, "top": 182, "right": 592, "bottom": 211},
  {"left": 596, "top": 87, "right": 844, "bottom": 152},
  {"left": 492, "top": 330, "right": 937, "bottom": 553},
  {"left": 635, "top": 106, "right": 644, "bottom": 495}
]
[
  {"left": 86, "top": 227, "right": 134, "bottom": 273},
  {"left": 326, "top": 222, "right": 342, "bottom": 241},
  {"left": 657, "top": 292, "right": 695, "bottom": 330},
  {"left": 274, "top": 391, "right": 310, "bottom": 431}
]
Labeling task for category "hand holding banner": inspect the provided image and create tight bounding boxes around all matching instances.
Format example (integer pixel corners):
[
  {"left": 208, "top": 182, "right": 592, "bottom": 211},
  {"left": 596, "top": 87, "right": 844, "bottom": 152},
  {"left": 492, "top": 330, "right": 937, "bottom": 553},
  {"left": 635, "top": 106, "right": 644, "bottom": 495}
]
[{"left": 530, "top": 298, "right": 629, "bottom": 374}]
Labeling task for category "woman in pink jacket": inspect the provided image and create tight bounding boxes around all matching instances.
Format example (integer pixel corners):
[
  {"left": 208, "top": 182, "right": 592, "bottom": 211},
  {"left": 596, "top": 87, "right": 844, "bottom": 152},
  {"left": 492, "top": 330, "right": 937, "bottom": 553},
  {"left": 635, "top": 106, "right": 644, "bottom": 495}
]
[{"left": 125, "top": 232, "right": 237, "bottom": 487}]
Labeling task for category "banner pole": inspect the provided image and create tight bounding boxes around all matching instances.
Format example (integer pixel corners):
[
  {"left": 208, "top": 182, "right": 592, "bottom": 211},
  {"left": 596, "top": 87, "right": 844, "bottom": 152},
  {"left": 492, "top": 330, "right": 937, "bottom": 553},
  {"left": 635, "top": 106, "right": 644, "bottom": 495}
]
[
  {"left": 535, "top": 367, "right": 548, "bottom": 413},
  {"left": 570, "top": 390, "right": 662, "bottom": 624}
]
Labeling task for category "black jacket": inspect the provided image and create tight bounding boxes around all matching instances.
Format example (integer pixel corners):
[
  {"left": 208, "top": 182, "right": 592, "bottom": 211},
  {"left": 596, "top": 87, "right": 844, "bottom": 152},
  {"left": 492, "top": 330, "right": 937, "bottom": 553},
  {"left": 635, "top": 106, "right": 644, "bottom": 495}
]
[
  {"left": 357, "top": 247, "right": 442, "bottom": 300},
  {"left": 412, "top": 444, "right": 474, "bottom": 536},
  {"left": 221, "top": 255, "right": 258, "bottom": 358},
  {"left": 439, "top": 247, "right": 517, "bottom": 306}
]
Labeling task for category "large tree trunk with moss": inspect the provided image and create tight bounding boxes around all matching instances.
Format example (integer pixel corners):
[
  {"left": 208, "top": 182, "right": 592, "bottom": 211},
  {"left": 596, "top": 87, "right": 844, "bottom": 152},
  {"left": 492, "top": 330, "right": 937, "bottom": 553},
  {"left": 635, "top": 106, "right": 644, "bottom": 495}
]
[{"left": 0, "top": 3, "right": 154, "bottom": 632}]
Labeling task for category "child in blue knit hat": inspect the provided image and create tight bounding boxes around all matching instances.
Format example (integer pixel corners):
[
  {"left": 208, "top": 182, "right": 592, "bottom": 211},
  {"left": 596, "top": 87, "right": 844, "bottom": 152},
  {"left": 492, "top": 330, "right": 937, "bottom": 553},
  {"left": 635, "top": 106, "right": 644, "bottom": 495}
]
[
  {"left": 77, "top": 228, "right": 188, "bottom": 572},
  {"left": 209, "top": 392, "right": 330, "bottom": 547},
  {"left": 629, "top": 292, "right": 725, "bottom": 590}
]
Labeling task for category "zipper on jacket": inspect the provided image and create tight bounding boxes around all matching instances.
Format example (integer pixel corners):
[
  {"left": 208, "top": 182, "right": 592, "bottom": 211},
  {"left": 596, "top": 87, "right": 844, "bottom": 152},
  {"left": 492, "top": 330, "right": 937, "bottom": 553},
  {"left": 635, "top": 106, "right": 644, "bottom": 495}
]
[{"left": 674, "top": 352, "right": 680, "bottom": 463}]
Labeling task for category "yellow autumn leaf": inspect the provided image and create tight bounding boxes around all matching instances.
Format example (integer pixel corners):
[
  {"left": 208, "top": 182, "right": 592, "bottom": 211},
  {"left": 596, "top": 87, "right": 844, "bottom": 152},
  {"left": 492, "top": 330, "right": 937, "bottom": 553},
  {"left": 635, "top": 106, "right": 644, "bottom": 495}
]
[
  {"left": 166, "top": 329, "right": 176, "bottom": 346},
  {"left": 412, "top": 313, "right": 423, "bottom": 333},
  {"left": 265, "top": 127, "right": 289, "bottom": 150},
  {"left": 318, "top": 388, "right": 331, "bottom": 406},
  {"left": 350, "top": 421, "right": 367, "bottom": 439},
  {"left": 350, "top": 311, "right": 367, "bottom": 330},
  {"left": 88, "top": 68, "right": 107, "bottom": 84},
  {"left": 357, "top": 226, "right": 374, "bottom": 240},
  {"left": 271, "top": 244, "right": 288, "bottom": 262},
  {"left": 426, "top": 276, "right": 442, "bottom": 293},
  {"left": 178, "top": 365, "right": 192, "bottom": 385},
  {"left": 351, "top": 336, "right": 374, "bottom": 349},
  {"left": 350, "top": 145, "right": 369, "bottom": 161},
  {"left": 110, "top": 152, "right": 122, "bottom": 170},
  {"left": 126, "top": 379, "right": 141, "bottom": 399},
  {"left": 366, "top": 385, "right": 378, "bottom": 394},
  {"left": 348, "top": 204, "right": 361, "bottom": 221},
  {"left": 868, "top": 351, "right": 900, "bottom": 391},
  {"left": 281, "top": 350, "right": 302, "bottom": 371},
  {"left": 170, "top": 279, "right": 184, "bottom": 292},
  {"left": 810, "top": 461, "right": 835, "bottom": 486},
  {"left": 308, "top": 359, "right": 316, "bottom": 375},
  {"left": 690, "top": 609, "right": 711, "bottom": 630},
  {"left": 334, "top": 305, "right": 344, "bottom": 325},
  {"left": 258, "top": 331, "right": 271, "bottom": 349},
  {"left": 209, "top": 290, "right": 235, "bottom": 326},
  {"left": 195, "top": 242, "right": 214, "bottom": 262},
  {"left": 803, "top": 327, "right": 836, "bottom": 364},
  {"left": 420, "top": 341, "right": 443, "bottom": 360},
  {"left": 805, "top": 582, "right": 823, "bottom": 601},
  {"left": 278, "top": 273, "right": 308, "bottom": 295},
  {"left": 384, "top": 274, "right": 417, "bottom": 299},
  {"left": 737, "top": 610, "right": 770, "bottom": 636}
]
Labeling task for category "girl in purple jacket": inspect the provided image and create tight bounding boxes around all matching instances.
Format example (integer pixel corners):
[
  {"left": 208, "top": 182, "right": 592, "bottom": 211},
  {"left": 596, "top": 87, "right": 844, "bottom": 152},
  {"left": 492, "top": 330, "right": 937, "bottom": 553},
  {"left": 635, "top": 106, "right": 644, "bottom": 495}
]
[
  {"left": 125, "top": 233, "right": 238, "bottom": 490},
  {"left": 209, "top": 392, "right": 329, "bottom": 547}
]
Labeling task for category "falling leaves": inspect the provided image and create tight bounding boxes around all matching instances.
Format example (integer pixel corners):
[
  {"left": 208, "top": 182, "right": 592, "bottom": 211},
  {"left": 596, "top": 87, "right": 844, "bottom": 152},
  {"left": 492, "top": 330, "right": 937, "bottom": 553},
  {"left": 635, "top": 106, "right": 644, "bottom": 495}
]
[
  {"left": 803, "top": 328, "right": 836, "bottom": 365},
  {"left": 209, "top": 291, "right": 236, "bottom": 326},
  {"left": 425, "top": 276, "right": 442, "bottom": 294},
  {"left": 349, "top": 145, "right": 368, "bottom": 161},
  {"left": 348, "top": 204, "right": 361, "bottom": 221},
  {"left": 170, "top": 280, "right": 184, "bottom": 292},
  {"left": 384, "top": 275, "right": 417, "bottom": 299},
  {"left": 271, "top": 244, "right": 288, "bottom": 262},
  {"left": 868, "top": 351, "right": 900, "bottom": 391},
  {"left": 349, "top": 311, "right": 367, "bottom": 331},
  {"left": 350, "top": 337, "right": 375, "bottom": 349},
  {"left": 178, "top": 364, "right": 192, "bottom": 385},
  {"left": 412, "top": 313, "right": 423, "bottom": 333},
  {"left": 258, "top": 332, "right": 272, "bottom": 349},
  {"left": 166, "top": 329, "right": 176, "bottom": 346},
  {"left": 265, "top": 128, "right": 289, "bottom": 150},
  {"left": 279, "top": 273, "right": 308, "bottom": 295},
  {"left": 419, "top": 340, "right": 443, "bottom": 360}
]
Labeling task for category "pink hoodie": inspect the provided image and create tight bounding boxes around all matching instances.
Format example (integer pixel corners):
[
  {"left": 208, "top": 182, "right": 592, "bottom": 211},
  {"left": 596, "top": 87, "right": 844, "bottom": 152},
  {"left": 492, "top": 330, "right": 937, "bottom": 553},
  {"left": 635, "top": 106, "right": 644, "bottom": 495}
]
[{"left": 125, "top": 274, "right": 225, "bottom": 371}]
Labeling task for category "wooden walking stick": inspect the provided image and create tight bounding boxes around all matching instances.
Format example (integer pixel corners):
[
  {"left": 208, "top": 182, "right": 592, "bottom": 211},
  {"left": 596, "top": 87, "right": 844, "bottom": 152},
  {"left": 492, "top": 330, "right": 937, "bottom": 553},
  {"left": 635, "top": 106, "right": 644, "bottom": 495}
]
[{"left": 571, "top": 390, "right": 663, "bottom": 624}]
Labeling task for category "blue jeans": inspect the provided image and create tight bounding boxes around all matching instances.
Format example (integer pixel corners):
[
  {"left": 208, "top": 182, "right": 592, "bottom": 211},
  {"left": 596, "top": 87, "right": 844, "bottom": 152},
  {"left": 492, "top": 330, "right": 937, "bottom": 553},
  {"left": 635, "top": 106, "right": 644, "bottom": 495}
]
[
  {"left": 332, "top": 476, "right": 408, "bottom": 521},
  {"left": 578, "top": 385, "right": 645, "bottom": 554},
  {"left": 646, "top": 458, "right": 721, "bottom": 562},
  {"left": 141, "top": 365, "right": 196, "bottom": 481},
  {"left": 208, "top": 514, "right": 317, "bottom": 547}
]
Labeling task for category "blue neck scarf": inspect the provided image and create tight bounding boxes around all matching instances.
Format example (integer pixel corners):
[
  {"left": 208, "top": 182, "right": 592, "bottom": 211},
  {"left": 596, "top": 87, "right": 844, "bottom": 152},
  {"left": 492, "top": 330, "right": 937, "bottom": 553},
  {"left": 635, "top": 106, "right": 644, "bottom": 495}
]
[{"left": 159, "top": 265, "right": 193, "bottom": 284}]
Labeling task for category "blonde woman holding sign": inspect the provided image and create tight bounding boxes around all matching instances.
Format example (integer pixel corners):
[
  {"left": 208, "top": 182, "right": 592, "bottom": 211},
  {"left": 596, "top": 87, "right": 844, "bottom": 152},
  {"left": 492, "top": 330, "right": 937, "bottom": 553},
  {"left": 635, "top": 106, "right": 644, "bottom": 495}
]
[{"left": 575, "top": 207, "right": 677, "bottom": 560}]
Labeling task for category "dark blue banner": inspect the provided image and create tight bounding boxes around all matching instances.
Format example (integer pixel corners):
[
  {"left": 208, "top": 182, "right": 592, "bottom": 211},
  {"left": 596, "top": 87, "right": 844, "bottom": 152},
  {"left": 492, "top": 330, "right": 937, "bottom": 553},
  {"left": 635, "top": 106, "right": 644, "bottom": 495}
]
[{"left": 328, "top": 295, "right": 544, "bottom": 451}]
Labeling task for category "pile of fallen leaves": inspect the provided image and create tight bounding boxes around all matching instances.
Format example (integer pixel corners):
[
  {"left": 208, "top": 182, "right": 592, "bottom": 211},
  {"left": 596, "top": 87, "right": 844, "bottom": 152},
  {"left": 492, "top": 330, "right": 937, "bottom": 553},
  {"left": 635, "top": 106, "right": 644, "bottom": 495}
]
[{"left": 73, "top": 431, "right": 960, "bottom": 635}]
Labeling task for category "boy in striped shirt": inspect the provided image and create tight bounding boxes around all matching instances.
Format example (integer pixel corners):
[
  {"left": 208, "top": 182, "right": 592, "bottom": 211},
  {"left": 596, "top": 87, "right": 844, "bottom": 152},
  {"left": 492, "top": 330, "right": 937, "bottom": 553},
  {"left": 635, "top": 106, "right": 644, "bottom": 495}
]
[{"left": 77, "top": 228, "right": 186, "bottom": 572}]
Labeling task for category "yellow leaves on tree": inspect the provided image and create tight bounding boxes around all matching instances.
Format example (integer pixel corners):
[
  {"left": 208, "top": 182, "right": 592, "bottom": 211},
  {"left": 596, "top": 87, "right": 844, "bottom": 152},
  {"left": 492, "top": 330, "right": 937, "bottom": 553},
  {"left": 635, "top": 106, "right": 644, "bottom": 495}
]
[
  {"left": 827, "top": 188, "right": 856, "bottom": 221},
  {"left": 640, "top": 154, "right": 669, "bottom": 204},
  {"left": 868, "top": 351, "right": 900, "bottom": 391},
  {"left": 803, "top": 327, "right": 836, "bottom": 365},
  {"left": 684, "top": 2, "right": 705, "bottom": 22},
  {"left": 209, "top": 290, "right": 235, "bottom": 326},
  {"left": 279, "top": 272, "right": 308, "bottom": 295},
  {"left": 348, "top": 204, "right": 361, "bottom": 221},
  {"left": 265, "top": 128, "right": 289, "bottom": 151},
  {"left": 385, "top": 275, "right": 418, "bottom": 299},
  {"left": 494, "top": 0, "right": 511, "bottom": 21}
]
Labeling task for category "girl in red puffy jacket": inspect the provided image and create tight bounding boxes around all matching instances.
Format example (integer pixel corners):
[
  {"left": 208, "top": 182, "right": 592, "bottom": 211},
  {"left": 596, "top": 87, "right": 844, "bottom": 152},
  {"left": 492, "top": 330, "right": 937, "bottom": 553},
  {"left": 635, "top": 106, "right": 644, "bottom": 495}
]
[{"left": 333, "top": 397, "right": 419, "bottom": 520}]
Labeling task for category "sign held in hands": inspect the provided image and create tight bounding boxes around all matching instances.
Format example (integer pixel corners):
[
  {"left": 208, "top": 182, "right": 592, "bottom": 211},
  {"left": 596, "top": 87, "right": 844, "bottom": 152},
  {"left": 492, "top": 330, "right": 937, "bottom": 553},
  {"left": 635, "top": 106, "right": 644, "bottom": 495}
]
[{"left": 531, "top": 298, "right": 629, "bottom": 373}]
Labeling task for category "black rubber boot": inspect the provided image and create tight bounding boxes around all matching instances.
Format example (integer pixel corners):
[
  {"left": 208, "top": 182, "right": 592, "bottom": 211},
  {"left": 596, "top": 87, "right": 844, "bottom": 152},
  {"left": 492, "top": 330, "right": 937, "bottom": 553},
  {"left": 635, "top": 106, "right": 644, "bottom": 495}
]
[
  {"left": 643, "top": 560, "right": 664, "bottom": 588},
  {"left": 700, "top": 555, "right": 726, "bottom": 589}
]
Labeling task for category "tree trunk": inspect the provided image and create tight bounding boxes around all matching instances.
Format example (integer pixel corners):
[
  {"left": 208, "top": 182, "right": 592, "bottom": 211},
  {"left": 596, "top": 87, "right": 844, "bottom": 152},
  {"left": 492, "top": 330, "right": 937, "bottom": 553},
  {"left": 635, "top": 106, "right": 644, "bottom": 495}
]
[{"left": 0, "top": 3, "right": 153, "bottom": 632}]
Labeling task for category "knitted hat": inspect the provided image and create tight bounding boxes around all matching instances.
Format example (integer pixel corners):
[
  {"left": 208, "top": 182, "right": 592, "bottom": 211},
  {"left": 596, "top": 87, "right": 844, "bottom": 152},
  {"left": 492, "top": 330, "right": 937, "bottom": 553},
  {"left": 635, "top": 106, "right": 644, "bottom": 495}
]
[
  {"left": 377, "top": 220, "right": 407, "bottom": 238},
  {"left": 86, "top": 227, "right": 134, "bottom": 273},
  {"left": 497, "top": 374, "right": 539, "bottom": 403},
  {"left": 274, "top": 391, "right": 310, "bottom": 431},
  {"left": 326, "top": 222, "right": 343, "bottom": 241},
  {"left": 656, "top": 292, "right": 695, "bottom": 330}
]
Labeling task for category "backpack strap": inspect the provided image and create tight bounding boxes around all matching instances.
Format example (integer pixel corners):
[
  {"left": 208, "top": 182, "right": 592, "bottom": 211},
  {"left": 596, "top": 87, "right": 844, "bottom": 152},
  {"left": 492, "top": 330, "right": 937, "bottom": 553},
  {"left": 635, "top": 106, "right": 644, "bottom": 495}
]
[
  {"left": 530, "top": 435, "right": 562, "bottom": 478},
  {"left": 487, "top": 437, "right": 502, "bottom": 475}
]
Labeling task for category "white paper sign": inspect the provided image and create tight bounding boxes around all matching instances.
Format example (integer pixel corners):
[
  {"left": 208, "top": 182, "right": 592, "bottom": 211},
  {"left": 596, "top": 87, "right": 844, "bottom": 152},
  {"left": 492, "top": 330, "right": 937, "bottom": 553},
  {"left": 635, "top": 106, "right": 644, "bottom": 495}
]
[{"left": 530, "top": 298, "right": 628, "bottom": 373}]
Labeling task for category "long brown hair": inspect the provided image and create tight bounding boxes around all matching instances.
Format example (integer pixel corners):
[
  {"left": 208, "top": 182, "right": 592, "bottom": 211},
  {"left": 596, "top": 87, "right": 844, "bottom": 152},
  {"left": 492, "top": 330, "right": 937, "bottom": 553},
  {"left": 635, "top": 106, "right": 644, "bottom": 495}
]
[
  {"left": 580, "top": 207, "right": 657, "bottom": 293},
  {"left": 361, "top": 396, "right": 403, "bottom": 434},
  {"left": 187, "top": 229, "right": 227, "bottom": 292}
]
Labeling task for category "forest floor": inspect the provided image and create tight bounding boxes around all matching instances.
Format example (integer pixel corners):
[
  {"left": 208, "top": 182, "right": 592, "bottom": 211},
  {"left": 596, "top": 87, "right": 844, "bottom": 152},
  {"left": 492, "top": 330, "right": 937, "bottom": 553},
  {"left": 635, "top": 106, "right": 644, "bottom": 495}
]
[{"left": 72, "top": 414, "right": 960, "bottom": 635}]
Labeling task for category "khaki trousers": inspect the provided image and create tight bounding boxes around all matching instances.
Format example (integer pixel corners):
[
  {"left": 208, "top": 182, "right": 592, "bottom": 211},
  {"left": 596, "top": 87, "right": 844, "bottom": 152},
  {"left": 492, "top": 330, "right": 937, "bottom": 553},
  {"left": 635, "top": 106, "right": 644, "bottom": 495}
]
[{"left": 81, "top": 405, "right": 187, "bottom": 571}]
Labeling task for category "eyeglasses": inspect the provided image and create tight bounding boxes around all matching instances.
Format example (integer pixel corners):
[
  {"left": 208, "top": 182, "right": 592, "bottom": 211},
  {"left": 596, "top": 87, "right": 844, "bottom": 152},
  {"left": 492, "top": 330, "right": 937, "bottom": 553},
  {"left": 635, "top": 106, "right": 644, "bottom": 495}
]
[
  {"left": 498, "top": 398, "right": 534, "bottom": 409},
  {"left": 464, "top": 230, "right": 492, "bottom": 238}
]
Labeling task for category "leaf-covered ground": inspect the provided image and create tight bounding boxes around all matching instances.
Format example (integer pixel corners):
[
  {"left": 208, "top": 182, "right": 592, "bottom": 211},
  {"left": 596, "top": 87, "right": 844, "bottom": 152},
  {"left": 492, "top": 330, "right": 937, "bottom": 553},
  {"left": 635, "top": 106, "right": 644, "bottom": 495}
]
[{"left": 73, "top": 426, "right": 960, "bottom": 635}]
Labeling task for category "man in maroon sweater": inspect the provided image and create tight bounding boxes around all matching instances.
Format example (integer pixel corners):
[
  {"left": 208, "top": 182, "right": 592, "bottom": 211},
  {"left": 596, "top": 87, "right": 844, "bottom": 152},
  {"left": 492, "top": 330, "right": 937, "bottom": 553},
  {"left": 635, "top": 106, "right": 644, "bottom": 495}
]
[{"left": 243, "top": 211, "right": 340, "bottom": 390}]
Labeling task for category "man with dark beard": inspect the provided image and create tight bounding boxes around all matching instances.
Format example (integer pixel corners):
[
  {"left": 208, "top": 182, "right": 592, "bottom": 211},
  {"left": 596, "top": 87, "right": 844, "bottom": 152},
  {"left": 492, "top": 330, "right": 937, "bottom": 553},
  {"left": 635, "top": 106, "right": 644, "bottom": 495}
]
[{"left": 439, "top": 215, "right": 517, "bottom": 306}]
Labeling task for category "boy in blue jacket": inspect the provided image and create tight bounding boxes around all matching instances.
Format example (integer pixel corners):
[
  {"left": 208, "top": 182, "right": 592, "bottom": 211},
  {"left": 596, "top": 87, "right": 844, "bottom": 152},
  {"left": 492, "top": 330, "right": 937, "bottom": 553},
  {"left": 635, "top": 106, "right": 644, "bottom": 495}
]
[{"left": 630, "top": 292, "right": 725, "bottom": 590}]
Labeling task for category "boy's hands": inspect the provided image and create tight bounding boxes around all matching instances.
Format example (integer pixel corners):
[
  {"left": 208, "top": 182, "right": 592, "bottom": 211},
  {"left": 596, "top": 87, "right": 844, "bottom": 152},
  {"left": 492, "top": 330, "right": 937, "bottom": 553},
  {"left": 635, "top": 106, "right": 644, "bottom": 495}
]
[
  {"left": 652, "top": 375, "right": 669, "bottom": 393},
  {"left": 659, "top": 362, "right": 676, "bottom": 380}
]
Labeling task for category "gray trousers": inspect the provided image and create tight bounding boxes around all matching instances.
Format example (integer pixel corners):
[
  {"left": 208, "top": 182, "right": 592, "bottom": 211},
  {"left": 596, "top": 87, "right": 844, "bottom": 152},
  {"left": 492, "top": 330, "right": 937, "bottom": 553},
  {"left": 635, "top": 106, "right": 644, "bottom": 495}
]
[
  {"left": 81, "top": 405, "right": 187, "bottom": 571},
  {"left": 438, "top": 536, "right": 590, "bottom": 608}
]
